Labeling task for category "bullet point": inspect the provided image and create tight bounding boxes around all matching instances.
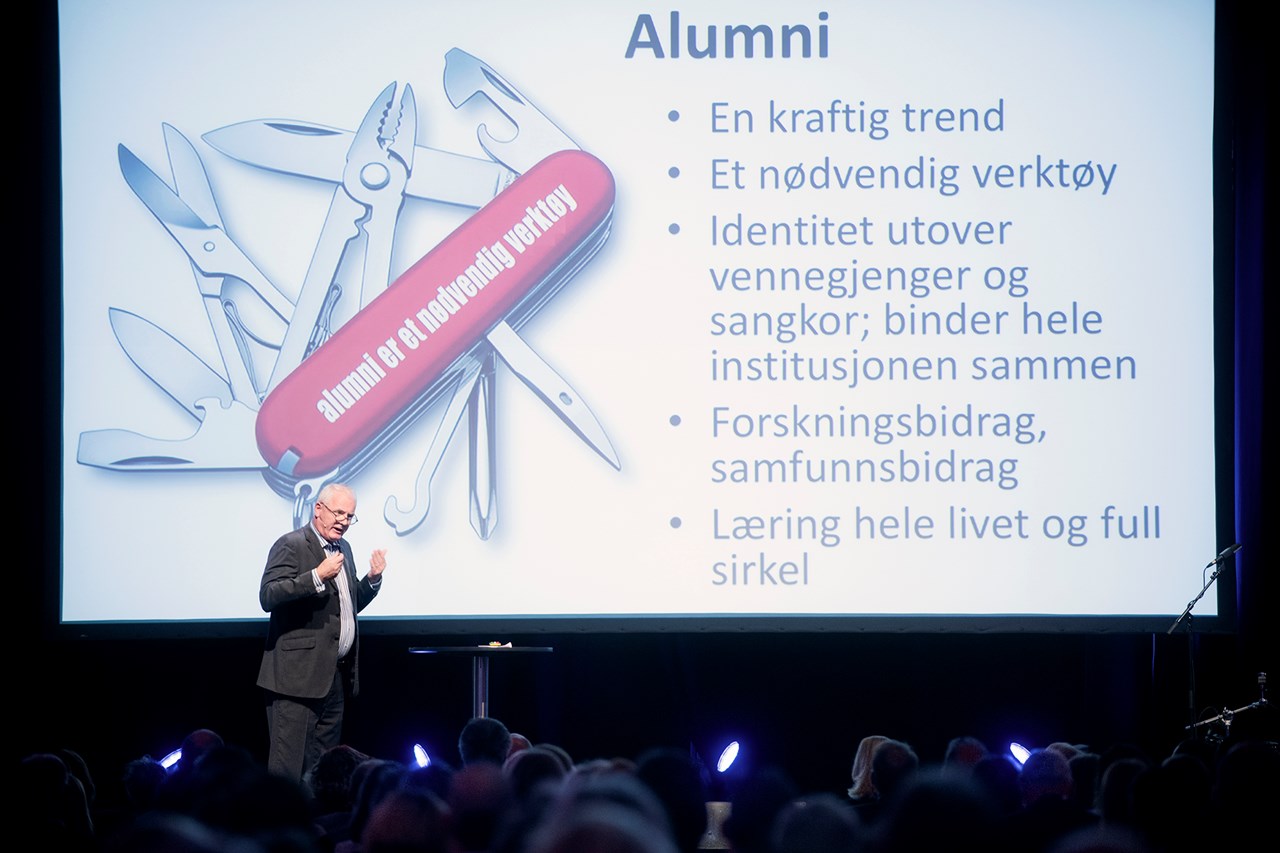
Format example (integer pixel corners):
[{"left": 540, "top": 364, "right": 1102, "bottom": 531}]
[
  {"left": 669, "top": 415, "right": 681, "bottom": 426},
  {"left": 670, "top": 517, "right": 682, "bottom": 529},
  {"left": 668, "top": 110, "right": 680, "bottom": 122},
  {"left": 668, "top": 223, "right": 680, "bottom": 235},
  {"left": 668, "top": 166, "right": 680, "bottom": 178}
]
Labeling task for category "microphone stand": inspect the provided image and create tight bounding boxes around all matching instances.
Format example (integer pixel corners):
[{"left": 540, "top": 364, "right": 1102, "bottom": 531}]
[
  {"left": 1166, "top": 544, "right": 1241, "bottom": 738},
  {"left": 1185, "top": 672, "right": 1271, "bottom": 741},
  {"left": 1167, "top": 544, "right": 1238, "bottom": 635}
]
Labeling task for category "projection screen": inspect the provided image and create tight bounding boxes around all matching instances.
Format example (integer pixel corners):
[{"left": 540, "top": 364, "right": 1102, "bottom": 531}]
[{"left": 59, "top": 0, "right": 1224, "bottom": 632}]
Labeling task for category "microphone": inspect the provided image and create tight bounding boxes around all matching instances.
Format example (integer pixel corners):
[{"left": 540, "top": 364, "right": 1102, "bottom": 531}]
[{"left": 1204, "top": 543, "right": 1242, "bottom": 568}]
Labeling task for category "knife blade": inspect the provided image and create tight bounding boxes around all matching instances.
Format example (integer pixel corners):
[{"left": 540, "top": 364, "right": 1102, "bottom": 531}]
[
  {"left": 77, "top": 398, "right": 264, "bottom": 471},
  {"left": 108, "top": 308, "right": 233, "bottom": 419},
  {"left": 202, "top": 119, "right": 513, "bottom": 209},
  {"left": 486, "top": 321, "right": 620, "bottom": 471},
  {"left": 468, "top": 348, "right": 498, "bottom": 539}
]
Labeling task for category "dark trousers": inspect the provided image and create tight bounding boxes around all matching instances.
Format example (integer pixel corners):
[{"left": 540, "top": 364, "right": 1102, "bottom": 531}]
[{"left": 265, "top": 665, "right": 347, "bottom": 788}]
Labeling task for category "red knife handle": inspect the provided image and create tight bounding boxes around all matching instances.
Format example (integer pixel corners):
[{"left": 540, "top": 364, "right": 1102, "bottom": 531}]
[{"left": 256, "top": 149, "right": 615, "bottom": 478}]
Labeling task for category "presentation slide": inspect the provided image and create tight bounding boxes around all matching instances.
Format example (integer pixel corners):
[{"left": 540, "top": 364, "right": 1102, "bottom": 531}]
[{"left": 60, "top": 0, "right": 1219, "bottom": 627}]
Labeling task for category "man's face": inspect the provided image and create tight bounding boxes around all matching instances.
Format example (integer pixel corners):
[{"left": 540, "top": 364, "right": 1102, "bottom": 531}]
[{"left": 314, "top": 489, "right": 356, "bottom": 542}]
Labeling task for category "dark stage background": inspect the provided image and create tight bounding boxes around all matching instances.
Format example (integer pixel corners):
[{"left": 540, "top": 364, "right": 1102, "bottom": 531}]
[{"left": 16, "top": 0, "right": 1273, "bottom": 809}]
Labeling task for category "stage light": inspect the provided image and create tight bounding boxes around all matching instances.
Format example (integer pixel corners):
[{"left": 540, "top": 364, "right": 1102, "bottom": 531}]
[
  {"left": 412, "top": 744, "right": 432, "bottom": 768},
  {"left": 1009, "top": 742, "right": 1031, "bottom": 765},
  {"left": 716, "top": 741, "right": 740, "bottom": 773},
  {"left": 159, "top": 748, "right": 182, "bottom": 771}
]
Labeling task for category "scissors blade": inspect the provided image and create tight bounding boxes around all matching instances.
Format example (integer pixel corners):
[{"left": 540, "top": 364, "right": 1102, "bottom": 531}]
[
  {"left": 109, "top": 308, "right": 232, "bottom": 419},
  {"left": 118, "top": 144, "right": 259, "bottom": 403},
  {"left": 119, "top": 141, "right": 293, "bottom": 319},
  {"left": 119, "top": 143, "right": 208, "bottom": 231},
  {"left": 486, "top": 322, "right": 619, "bottom": 470},
  {"left": 162, "top": 123, "right": 220, "bottom": 226},
  {"left": 119, "top": 141, "right": 292, "bottom": 405},
  {"left": 202, "top": 119, "right": 512, "bottom": 209}
]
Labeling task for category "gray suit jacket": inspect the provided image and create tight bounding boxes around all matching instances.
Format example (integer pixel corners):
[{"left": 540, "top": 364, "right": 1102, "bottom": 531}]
[{"left": 256, "top": 525, "right": 379, "bottom": 699}]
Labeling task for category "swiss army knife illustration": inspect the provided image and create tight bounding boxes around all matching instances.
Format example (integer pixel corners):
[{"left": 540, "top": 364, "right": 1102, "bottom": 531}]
[{"left": 77, "top": 49, "right": 621, "bottom": 539}]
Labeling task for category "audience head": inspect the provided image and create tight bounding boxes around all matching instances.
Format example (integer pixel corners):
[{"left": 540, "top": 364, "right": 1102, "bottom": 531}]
[
  {"left": 448, "top": 761, "right": 515, "bottom": 852},
  {"left": 308, "top": 743, "right": 370, "bottom": 816},
  {"left": 528, "top": 800, "right": 680, "bottom": 853},
  {"left": 505, "top": 745, "right": 570, "bottom": 802},
  {"left": 98, "top": 811, "right": 253, "bottom": 853},
  {"left": 531, "top": 769, "right": 678, "bottom": 853},
  {"left": 722, "top": 766, "right": 800, "bottom": 853},
  {"left": 1129, "top": 753, "right": 1212, "bottom": 851},
  {"left": 1045, "top": 741, "right": 1086, "bottom": 762},
  {"left": 770, "top": 793, "right": 863, "bottom": 853},
  {"left": 875, "top": 767, "right": 998, "bottom": 853},
  {"left": 362, "top": 787, "right": 452, "bottom": 853},
  {"left": 121, "top": 755, "right": 169, "bottom": 811},
  {"left": 405, "top": 757, "right": 457, "bottom": 802},
  {"left": 509, "top": 732, "right": 533, "bottom": 757},
  {"left": 348, "top": 759, "right": 411, "bottom": 845},
  {"left": 537, "top": 742, "right": 576, "bottom": 773},
  {"left": 1096, "top": 757, "right": 1147, "bottom": 826},
  {"left": 972, "top": 754, "right": 1022, "bottom": 815},
  {"left": 1211, "top": 739, "right": 1280, "bottom": 844},
  {"left": 871, "top": 739, "right": 920, "bottom": 805},
  {"left": 944, "top": 736, "right": 990, "bottom": 771},
  {"left": 15, "top": 752, "right": 93, "bottom": 847},
  {"left": 635, "top": 747, "right": 710, "bottom": 852},
  {"left": 1067, "top": 750, "right": 1100, "bottom": 812},
  {"left": 459, "top": 716, "right": 513, "bottom": 767},
  {"left": 177, "top": 728, "right": 224, "bottom": 775},
  {"left": 847, "top": 734, "right": 890, "bottom": 800},
  {"left": 1047, "top": 824, "right": 1153, "bottom": 853},
  {"left": 56, "top": 748, "right": 96, "bottom": 807},
  {"left": 1020, "top": 748, "right": 1074, "bottom": 806}
]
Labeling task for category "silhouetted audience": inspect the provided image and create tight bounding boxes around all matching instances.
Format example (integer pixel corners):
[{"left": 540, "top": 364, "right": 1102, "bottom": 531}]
[
  {"left": 635, "top": 747, "right": 710, "bottom": 852},
  {"left": 1001, "top": 747, "right": 1098, "bottom": 852},
  {"left": 531, "top": 768, "right": 679, "bottom": 853},
  {"left": 873, "top": 766, "right": 998, "bottom": 853},
  {"left": 18, "top": 717, "right": 1279, "bottom": 853},
  {"left": 1067, "top": 750, "right": 1101, "bottom": 815},
  {"left": 459, "top": 716, "right": 513, "bottom": 767},
  {"left": 770, "top": 792, "right": 863, "bottom": 853},
  {"left": 122, "top": 755, "right": 169, "bottom": 811},
  {"left": 95, "top": 755, "right": 170, "bottom": 844},
  {"left": 404, "top": 757, "right": 456, "bottom": 802},
  {"left": 944, "top": 735, "right": 990, "bottom": 772},
  {"left": 508, "top": 732, "right": 533, "bottom": 758},
  {"left": 505, "top": 745, "right": 570, "bottom": 803},
  {"left": 846, "top": 734, "right": 889, "bottom": 804},
  {"left": 339, "top": 759, "right": 410, "bottom": 852},
  {"left": 448, "top": 761, "right": 515, "bottom": 852},
  {"left": 1096, "top": 756, "right": 1148, "bottom": 829},
  {"left": 1130, "top": 752, "right": 1212, "bottom": 853},
  {"left": 973, "top": 754, "right": 1023, "bottom": 817},
  {"left": 1210, "top": 739, "right": 1280, "bottom": 848},
  {"left": 360, "top": 787, "right": 452, "bottom": 853},
  {"left": 721, "top": 765, "right": 799, "bottom": 853},
  {"left": 851, "top": 738, "right": 919, "bottom": 826},
  {"left": 311, "top": 745, "right": 371, "bottom": 850},
  {"left": 15, "top": 751, "right": 94, "bottom": 851}
]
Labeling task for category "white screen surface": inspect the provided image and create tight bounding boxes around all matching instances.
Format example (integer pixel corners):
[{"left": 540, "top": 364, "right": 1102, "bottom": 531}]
[{"left": 59, "top": 0, "right": 1218, "bottom": 626}]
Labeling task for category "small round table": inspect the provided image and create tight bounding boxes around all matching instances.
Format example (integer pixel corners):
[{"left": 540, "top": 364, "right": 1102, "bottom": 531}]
[{"left": 408, "top": 645, "right": 554, "bottom": 718}]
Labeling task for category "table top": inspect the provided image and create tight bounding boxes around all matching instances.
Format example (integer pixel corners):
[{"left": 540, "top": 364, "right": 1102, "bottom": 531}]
[{"left": 408, "top": 645, "right": 555, "bottom": 655}]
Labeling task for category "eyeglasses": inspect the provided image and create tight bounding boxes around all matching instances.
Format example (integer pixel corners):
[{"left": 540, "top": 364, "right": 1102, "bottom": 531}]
[{"left": 318, "top": 501, "right": 358, "bottom": 524}]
